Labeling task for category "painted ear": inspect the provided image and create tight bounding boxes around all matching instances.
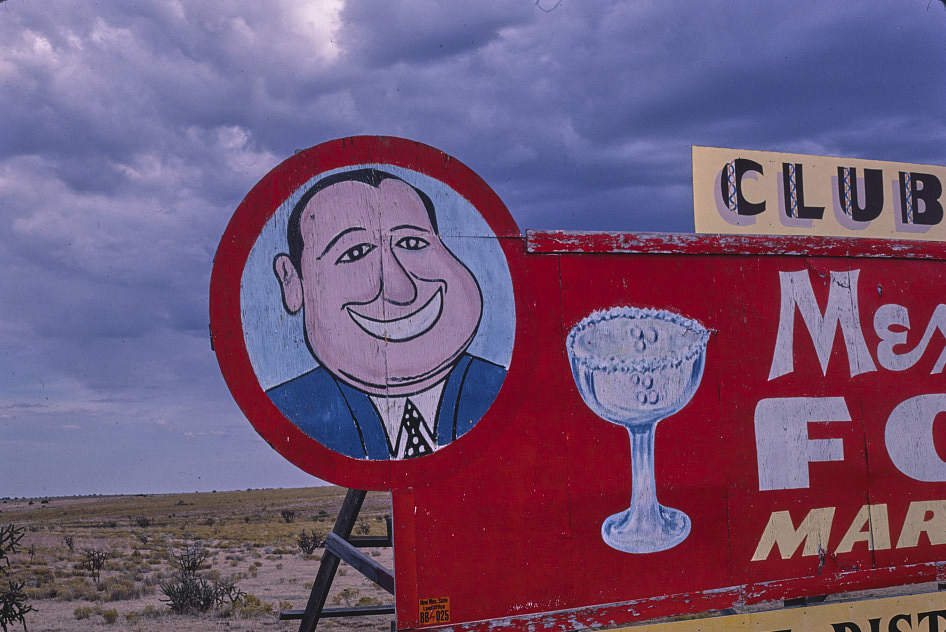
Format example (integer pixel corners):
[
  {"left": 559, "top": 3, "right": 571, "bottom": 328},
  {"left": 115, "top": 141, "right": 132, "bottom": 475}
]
[{"left": 273, "top": 254, "right": 304, "bottom": 314}]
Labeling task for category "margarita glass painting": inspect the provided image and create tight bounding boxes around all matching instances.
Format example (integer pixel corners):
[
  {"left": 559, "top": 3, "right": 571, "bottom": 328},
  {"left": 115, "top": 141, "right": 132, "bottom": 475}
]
[{"left": 566, "top": 307, "right": 709, "bottom": 554}]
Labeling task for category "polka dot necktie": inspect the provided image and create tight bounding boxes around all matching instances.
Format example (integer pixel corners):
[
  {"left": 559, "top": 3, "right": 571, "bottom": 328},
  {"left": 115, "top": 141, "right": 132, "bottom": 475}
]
[{"left": 400, "top": 398, "right": 433, "bottom": 459}]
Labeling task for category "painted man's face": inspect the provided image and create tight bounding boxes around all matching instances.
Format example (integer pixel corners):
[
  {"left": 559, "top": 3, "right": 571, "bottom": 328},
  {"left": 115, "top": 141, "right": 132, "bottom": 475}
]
[{"left": 274, "top": 178, "right": 483, "bottom": 396}]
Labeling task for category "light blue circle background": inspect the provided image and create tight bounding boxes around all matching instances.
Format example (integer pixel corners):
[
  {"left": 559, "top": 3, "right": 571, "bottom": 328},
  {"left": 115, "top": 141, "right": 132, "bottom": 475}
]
[{"left": 240, "top": 164, "right": 516, "bottom": 390}]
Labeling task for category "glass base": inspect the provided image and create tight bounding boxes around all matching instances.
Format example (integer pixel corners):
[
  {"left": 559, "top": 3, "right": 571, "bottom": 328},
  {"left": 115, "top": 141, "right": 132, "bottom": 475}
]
[{"left": 601, "top": 505, "right": 691, "bottom": 554}]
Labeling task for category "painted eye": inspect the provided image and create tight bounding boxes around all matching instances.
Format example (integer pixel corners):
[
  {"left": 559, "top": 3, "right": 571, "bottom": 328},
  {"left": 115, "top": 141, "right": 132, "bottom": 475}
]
[
  {"left": 335, "top": 243, "right": 375, "bottom": 264},
  {"left": 395, "top": 236, "right": 429, "bottom": 251}
]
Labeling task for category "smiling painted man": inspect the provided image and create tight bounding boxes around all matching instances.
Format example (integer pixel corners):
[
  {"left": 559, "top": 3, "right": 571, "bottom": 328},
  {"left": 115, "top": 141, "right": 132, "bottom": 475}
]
[{"left": 267, "top": 169, "right": 506, "bottom": 460}]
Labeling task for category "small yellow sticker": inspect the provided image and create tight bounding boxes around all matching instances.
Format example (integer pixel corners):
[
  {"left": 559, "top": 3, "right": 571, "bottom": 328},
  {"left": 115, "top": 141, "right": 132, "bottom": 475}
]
[{"left": 418, "top": 596, "right": 450, "bottom": 626}]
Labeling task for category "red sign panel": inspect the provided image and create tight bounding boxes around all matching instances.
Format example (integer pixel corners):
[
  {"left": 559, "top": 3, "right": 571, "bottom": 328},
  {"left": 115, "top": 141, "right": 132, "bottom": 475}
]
[
  {"left": 211, "top": 138, "right": 946, "bottom": 631},
  {"left": 392, "top": 232, "right": 946, "bottom": 631}
]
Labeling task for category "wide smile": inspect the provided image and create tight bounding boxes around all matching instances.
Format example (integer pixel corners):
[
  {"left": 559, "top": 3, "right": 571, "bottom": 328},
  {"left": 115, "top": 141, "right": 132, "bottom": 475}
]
[{"left": 347, "top": 289, "right": 443, "bottom": 342}]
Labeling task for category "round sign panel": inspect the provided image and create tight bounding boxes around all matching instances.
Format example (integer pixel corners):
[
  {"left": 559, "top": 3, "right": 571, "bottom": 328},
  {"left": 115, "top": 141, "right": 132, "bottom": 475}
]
[{"left": 210, "top": 136, "right": 524, "bottom": 490}]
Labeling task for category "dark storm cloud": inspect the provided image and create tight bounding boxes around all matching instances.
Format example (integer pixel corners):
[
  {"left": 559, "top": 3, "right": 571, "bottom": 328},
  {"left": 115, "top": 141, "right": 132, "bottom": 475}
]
[
  {"left": 0, "top": 0, "right": 943, "bottom": 496},
  {"left": 338, "top": 1, "right": 533, "bottom": 65}
]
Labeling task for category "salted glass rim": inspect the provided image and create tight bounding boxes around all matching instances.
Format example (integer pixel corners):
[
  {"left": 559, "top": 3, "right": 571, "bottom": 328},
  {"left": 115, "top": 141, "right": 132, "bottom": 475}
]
[{"left": 566, "top": 306, "right": 709, "bottom": 374}]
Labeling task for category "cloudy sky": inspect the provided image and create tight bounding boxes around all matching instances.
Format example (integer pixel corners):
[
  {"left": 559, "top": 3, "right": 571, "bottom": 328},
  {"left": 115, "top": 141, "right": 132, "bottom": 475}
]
[{"left": 1, "top": 1, "right": 944, "bottom": 498}]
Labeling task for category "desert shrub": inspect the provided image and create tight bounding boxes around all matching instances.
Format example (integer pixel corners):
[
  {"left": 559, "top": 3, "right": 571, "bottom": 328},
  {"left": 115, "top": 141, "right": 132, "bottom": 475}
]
[
  {"left": 160, "top": 575, "right": 244, "bottom": 615},
  {"left": 355, "top": 520, "right": 371, "bottom": 535},
  {"left": 332, "top": 587, "right": 359, "bottom": 608},
  {"left": 97, "top": 577, "right": 141, "bottom": 601},
  {"left": 83, "top": 549, "right": 108, "bottom": 582},
  {"left": 173, "top": 542, "right": 207, "bottom": 575},
  {"left": 21, "top": 566, "right": 60, "bottom": 601},
  {"left": 74, "top": 605, "right": 94, "bottom": 619},
  {"left": 24, "top": 583, "right": 57, "bottom": 601},
  {"left": 1, "top": 580, "right": 34, "bottom": 631},
  {"left": 160, "top": 575, "right": 220, "bottom": 614},
  {"left": 1, "top": 523, "right": 34, "bottom": 631},
  {"left": 103, "top": 559, "right": 125, "bottom": 573},
  {"left": 357, "top": 595, "right": 383, "bottom": 607},
  {"left": 160, "top": 542, "right": 244, "bottom": 615},
  {"left": 56, "top": 576, "right": 98, "bottom": 601},
  {"left": 142, "top": 574, "right": 161, "bottom": 588},
  {"left": 296, "top": 530, "right": 324, "bottom": 555},
  {"left": 0, "top": 525, "right": 24, "bottom": 568},
  {"left": 135, "top": 516, "right": 151, "bottom": 528},
  {"left": 62, "top": 535, "right": 74, "bottom": 551},
  {"left": 229, "top": 593, "right": 273, "bottom": 619},
  {"left": 19, "top": 567, "right": 54, "bottom": 589},
  {"left": 141, "top": 604, "right": 160, "bottom": 618},
  {"left": 125, "top": 610, "right": 141, "bottom": 624},
  {"left": 101, "top": 608, "right": 118, "bottom": 623},
  {"left": 280, "top": 509, "right": 296, "bottom": 524}
]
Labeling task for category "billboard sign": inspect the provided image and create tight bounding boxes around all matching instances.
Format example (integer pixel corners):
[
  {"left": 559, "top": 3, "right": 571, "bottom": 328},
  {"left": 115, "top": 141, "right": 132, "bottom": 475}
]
[
  {"left": 693, "top": 146, "right": 946, "bottom": 240},
  {"left": 211, "top": 138, "right": 946, "bottom": 631}
]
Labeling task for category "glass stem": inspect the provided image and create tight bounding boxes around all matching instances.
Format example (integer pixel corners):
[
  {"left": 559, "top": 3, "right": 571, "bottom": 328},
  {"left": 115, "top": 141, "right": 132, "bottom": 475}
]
[{"left": 627, "top": 423, "right": 661, "bottom": 527}]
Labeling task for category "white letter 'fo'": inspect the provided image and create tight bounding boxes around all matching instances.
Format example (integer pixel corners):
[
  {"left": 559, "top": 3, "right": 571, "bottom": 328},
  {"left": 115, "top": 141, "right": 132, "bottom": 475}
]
[{"left": 768, "top": 270, "right": 876, "bottom": 380}]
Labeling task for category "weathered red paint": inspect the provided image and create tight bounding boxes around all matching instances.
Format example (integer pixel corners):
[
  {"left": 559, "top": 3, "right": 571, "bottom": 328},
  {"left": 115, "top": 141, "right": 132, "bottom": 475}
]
[
  {"left": 527, "top": 229, "right": 946, "bottom": 259},
  {"left": 392, "top": 231, "right": 946, "bottom": 631}
]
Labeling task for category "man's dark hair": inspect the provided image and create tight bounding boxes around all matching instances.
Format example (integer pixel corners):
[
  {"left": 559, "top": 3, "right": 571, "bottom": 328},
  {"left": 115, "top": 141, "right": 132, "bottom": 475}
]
[{"left": 285, "top": 168, "right": 438, "bottom": 273}]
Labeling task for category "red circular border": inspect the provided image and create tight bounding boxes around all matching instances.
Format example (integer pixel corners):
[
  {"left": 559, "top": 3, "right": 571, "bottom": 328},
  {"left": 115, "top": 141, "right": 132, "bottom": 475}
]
[{"left": 209, "top": 136, "right": 525, "bottom": 490}]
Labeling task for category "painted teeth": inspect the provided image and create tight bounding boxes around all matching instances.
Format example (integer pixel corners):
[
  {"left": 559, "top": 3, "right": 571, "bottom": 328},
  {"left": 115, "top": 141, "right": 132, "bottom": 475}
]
[{"left": 347, "top": 289, "right": 443, "bottom": 341}]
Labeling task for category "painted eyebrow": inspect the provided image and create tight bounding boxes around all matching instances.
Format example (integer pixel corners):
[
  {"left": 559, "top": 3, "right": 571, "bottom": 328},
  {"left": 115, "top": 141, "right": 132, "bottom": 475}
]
[
  {"left": 390, "top": 224, "right": 432, "bottom": 233},
  {"left": 317, "top": 226, "right": 367, "bottom": 260}
]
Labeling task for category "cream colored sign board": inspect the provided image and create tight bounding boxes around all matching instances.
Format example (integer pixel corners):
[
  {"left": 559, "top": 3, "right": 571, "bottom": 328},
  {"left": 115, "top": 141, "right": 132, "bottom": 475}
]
[
  {"left": 693, "top": 146, "right": 946, "bottom": 241},
  {"left": 623, "top": 590, "right": 946, "bottom": 632}
]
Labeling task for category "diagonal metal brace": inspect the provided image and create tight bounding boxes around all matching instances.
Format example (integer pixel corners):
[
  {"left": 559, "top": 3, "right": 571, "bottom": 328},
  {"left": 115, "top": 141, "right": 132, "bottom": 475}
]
[{"left": 324, "top": 532, "right": 395, "bottom": 595}]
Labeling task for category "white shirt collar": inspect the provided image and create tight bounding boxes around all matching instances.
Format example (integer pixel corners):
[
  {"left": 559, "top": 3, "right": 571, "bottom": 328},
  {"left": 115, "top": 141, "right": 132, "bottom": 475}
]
[{"left": 369, "top": 381, "right": 445, "bottom": 459}]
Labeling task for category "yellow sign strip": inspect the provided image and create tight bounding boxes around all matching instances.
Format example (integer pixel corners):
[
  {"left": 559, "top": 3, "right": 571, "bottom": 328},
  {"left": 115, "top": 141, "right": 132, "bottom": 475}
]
[
  {"left": 693, "top": 146, "right": 946, "bottom": 241},
  {"left": 615, "top": 591, "right": 946, "bottom": 632}
]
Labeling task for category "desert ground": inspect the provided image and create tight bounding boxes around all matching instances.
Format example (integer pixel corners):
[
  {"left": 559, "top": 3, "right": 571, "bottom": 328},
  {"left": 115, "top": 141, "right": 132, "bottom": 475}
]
[{"left": 0, "top": 486, "right": 394, "bottom": 631}]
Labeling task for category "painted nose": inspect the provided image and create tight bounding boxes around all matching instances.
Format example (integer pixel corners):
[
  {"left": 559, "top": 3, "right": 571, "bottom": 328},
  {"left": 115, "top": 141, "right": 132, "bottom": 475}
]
[{"left": 380, "top": 247, "right": 417, "bottom": 306}]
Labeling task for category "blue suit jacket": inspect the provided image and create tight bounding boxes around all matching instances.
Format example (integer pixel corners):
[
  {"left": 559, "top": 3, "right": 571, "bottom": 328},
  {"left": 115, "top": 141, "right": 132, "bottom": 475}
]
[{"left": 266, "top": 354, "right": 506, "bottom": 460}]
